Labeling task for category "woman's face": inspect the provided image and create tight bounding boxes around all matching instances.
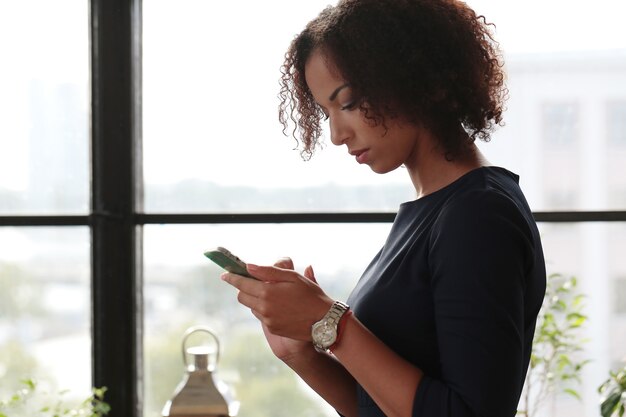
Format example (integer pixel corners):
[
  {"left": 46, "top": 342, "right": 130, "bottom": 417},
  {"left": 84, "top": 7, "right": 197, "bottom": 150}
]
[{"left": 304, "top": 49, "right": 423, "bottom": 174}]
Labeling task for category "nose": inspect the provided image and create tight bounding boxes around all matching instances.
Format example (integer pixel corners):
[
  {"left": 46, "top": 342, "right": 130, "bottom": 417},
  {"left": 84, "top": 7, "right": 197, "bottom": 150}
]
[{"left": 329, "top": 114, "right": 350, "bottom": 146}]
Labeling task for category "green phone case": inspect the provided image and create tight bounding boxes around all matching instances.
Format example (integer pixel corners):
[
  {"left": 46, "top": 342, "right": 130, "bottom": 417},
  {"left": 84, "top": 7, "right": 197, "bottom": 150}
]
[{"left": 204, "top": 247, "right": 254, "bottom": 278}]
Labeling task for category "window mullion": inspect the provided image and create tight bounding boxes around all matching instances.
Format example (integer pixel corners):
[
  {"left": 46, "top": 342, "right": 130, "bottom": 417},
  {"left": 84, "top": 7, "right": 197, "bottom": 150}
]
[{"left": 90, "top": 1, "right": 143, "bottom": 416}]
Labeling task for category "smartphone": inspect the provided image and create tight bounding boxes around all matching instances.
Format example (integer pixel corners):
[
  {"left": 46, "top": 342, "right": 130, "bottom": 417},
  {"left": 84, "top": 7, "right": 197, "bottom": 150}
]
[{"left": 204, "top": 246, "right": 255, "bottom": 279}]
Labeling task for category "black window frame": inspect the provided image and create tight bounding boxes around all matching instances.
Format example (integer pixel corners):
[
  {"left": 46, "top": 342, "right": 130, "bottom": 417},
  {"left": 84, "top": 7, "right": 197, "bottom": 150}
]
[{"left": 0, "top": 1, "right": 626, "bottom": 416}]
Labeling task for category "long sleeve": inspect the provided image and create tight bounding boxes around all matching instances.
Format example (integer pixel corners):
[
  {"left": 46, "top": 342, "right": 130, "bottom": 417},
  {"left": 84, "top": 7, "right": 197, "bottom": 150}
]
[{"left": 415, "top": 189, "right": 538, "bottom": 417}]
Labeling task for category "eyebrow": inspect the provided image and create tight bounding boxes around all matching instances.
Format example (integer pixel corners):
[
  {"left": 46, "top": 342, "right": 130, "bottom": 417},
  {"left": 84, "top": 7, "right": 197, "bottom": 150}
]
[{"left": 328, "top": 83, "right": 350, "bottom": 102}]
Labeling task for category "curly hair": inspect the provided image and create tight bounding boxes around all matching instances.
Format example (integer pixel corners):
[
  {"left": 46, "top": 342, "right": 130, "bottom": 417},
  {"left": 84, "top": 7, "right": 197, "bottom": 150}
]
[{"left": 278, "top": 0, "right": 507, "bottom": 160}]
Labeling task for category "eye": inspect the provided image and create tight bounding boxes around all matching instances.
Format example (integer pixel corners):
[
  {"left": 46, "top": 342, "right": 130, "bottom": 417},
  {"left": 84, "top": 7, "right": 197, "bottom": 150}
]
[{"left": 340, "top": 101, "right": 357, "bottom": 111}]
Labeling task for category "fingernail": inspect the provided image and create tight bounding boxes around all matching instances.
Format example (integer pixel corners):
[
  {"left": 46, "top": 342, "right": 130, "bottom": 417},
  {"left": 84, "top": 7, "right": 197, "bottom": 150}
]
[{"left": 246, "top": 263, "right": 259, "bottom": 271}]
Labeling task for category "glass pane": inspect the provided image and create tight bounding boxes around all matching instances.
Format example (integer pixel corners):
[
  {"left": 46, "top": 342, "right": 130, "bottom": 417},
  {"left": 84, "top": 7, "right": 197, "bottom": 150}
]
[
  {"left": 143, "top": 223, "right": 391, "bottom": 417},
  {"left": 142, "top": 0, "right": 415, "bottom": 213},
  {"left": 144, "top": 0, "right": 626, "bottom": 213},
  {"left": 607, "top": 101, "right": 626, "bottom": 207},
  {"left": 0, "top": 227, "right": 91, "bottom": 408},
  {"left": 0, "top": 1, "right": 89, "bottom": 215},
  {"left": 144, "top": 222, "right": 626, "bottom": 417},
  {"left": 466, "top": 0, "right": 626, "bottom": 211}
]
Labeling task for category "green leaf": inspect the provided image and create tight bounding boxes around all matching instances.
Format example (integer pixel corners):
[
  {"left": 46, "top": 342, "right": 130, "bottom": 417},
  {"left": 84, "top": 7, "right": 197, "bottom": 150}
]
[
  {"left": 572, "top": 294, "right": 586, "bottom": 307},
  {"left": 564, "top": 388, "right": 581, "bottom": 400},
  {"left": 93, "top": 386, "right": 108, "bottom": 399},
  {"left": 21, "top": 379, "right": 36, "bottom": 390},
  {"left": 601, "top": 392, "right": 621, "bottom": 417}
]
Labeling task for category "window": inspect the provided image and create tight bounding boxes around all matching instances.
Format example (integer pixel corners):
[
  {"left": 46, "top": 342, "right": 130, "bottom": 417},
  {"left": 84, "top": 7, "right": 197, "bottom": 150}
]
[
  {"left": 0, "top": 228, "right": 90, "bottom": 398},
  {"left": 608, "top": 101, "right": 626, "bottom": 145},
  {"left": 0, "top": 0, "right": 90, "bottom": 405},
  {"left": 542, "top": 102, "right": 579, "bottom": 147},
  {"left": 143, "top": 223, "right": 388, "bottom": 417},
  {"left": 0, "top": 0, "right": 89, "bottom": 215},
  {"left": 606, "top": 102, "right": 626, "bottom": 208},
  {"left": 142, "top": 0, "right": 413, "bottom": 214},
  {"left": 1, "top": 1, "right": 626, "bottom": 417},
  {"left": 613, "top": 278, "right": 626, "bottom": 314}
]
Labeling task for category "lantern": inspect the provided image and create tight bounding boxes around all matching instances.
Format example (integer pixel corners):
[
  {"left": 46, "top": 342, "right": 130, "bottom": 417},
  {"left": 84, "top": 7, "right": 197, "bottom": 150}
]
[{"left": 162, "top": 326, "right": 239, "bottom": 417}]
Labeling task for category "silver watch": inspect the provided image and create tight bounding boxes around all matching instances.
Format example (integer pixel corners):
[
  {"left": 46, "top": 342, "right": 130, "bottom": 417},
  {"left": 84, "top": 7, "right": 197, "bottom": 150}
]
[{"left": 311, "top": 300, "right": 350, "bottom": 353}]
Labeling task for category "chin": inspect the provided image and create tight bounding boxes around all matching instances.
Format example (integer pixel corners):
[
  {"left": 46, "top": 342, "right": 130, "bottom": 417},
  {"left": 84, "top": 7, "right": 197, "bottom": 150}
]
[{"left": 369, "top": 162, "right": 401, "bottom": 175}]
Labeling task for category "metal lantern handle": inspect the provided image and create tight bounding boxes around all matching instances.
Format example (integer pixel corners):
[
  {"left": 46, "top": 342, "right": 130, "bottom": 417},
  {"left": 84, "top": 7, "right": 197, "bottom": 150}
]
[{"left": 181, "top": 325, "right": 220, "bottom": 369}]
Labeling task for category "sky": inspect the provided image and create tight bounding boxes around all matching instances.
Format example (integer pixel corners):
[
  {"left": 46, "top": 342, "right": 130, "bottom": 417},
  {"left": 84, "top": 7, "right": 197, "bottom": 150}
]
[{"left": 1, "top": 0, "right": 626, "bottom": 191}]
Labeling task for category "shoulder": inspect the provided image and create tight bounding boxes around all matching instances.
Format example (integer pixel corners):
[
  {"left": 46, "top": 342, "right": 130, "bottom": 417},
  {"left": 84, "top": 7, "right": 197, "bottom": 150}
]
[
  {"left": 430, "top": 168, "right": 535, "bottom": 247},
  {"left": 427, "top": 168, "right": 541, "bottom": 286}
]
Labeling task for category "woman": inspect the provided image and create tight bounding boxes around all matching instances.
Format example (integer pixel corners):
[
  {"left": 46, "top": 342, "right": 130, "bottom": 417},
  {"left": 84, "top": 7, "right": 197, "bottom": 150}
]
[{"left": 221, "top": 0, "right": 546, "bottom": 416}]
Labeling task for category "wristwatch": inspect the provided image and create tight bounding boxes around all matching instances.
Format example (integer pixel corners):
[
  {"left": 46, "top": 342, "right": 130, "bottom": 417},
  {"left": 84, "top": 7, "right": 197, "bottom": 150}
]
[{"left": 311, "top": 300, "right": 350, "bottom": 353}]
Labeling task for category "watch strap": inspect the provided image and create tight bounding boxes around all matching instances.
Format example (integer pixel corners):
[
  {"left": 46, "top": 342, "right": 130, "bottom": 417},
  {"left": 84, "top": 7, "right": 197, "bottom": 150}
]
[
  {"left": 325, "top": 300, "right": 349, "bottom": 327},
  {"left": 328, "top": 309, "right": 353, "bottom": 353}
]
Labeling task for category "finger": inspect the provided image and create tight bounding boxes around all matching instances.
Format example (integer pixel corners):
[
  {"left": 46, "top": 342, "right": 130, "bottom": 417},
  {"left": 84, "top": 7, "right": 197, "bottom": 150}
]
[
  {"left": 304, "top": 265, "right": 317, "bottom": 283},
  {"left": 246, "top": 264, "right": 297, "bottom": 283},
  {"left": 236, "top": 290, "right": 260, "bottom": 311},
  {"left": 250, "top": 308, "right": 263, "bottom": 322},
  {"left": 273, "top": 257, "right": 294, "bottom": 270},
  {"left": 221, "top": 272, "right": 263, "bottom": 295}
]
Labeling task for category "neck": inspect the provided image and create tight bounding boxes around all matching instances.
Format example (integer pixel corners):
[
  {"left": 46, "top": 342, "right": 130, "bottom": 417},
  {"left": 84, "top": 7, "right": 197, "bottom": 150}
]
[{"left": 405, "top": 140, "right": 490, "bottom": 199}]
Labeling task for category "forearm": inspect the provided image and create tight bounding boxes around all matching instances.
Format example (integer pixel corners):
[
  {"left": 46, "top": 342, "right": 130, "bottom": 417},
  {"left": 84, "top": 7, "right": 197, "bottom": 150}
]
[
  {"left": 331, "top": 314, "right": 424, "bottom": 417},
  {"left": 283, "top": 347, "right": 359, "bottom": 417}
]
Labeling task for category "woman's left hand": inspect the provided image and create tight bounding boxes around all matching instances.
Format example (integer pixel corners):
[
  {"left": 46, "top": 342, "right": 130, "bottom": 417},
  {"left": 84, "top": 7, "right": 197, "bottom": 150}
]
[{"left": 221, "top": 260, "right": 334, "bottom": 342}]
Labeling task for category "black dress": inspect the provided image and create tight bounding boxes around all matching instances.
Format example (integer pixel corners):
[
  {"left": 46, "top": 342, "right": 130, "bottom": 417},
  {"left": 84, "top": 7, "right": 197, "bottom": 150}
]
[{"left": 345, "top": 166, "right": 546, "bottom": 417}]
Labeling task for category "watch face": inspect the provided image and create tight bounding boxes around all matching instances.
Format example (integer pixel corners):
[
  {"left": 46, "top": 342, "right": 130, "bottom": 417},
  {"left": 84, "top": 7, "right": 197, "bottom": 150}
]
[{"left": 312, "top": 322, "right": 336, "bottom": 348}]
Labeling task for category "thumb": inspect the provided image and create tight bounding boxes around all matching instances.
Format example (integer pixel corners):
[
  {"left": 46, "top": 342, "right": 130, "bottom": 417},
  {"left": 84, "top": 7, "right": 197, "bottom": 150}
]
[
  {"left": 304, "top": 265, "right": 317, "bottom": 283},
  {"left": 273, "top": 257, "right": 294, "bottom": 270},
  {"left": 246, "top": 263, "right": 296, "bottom": 283}
]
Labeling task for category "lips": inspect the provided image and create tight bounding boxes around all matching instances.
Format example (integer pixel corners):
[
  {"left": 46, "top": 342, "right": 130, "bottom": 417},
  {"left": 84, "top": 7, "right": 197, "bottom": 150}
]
[{"left": 350, "top": 149, "right": 369, "bottom": 164}]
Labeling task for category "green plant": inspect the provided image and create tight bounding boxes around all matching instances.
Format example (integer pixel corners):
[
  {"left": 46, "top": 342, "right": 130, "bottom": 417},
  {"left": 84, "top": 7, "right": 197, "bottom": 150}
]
[
  {"left": 0, "top": 379, "right": 110, "bottom": 417},
  {"left": 517, "top": 273, "right": 590, "bottom": 416},
  {"left": 599, "top": 364, "right": 626, "bottom": 417}
]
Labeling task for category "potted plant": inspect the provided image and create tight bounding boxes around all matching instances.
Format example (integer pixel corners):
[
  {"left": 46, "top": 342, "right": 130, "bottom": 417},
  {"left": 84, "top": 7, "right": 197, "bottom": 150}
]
[
  {"left": 0, "top": 379, "right": 109, "bottom": 417},
  {"left": 599, "top": 363, "right": 626, "bottom": 417},
  {"left": 517, "top": 273, "right": 590, "bottom": 416}
]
